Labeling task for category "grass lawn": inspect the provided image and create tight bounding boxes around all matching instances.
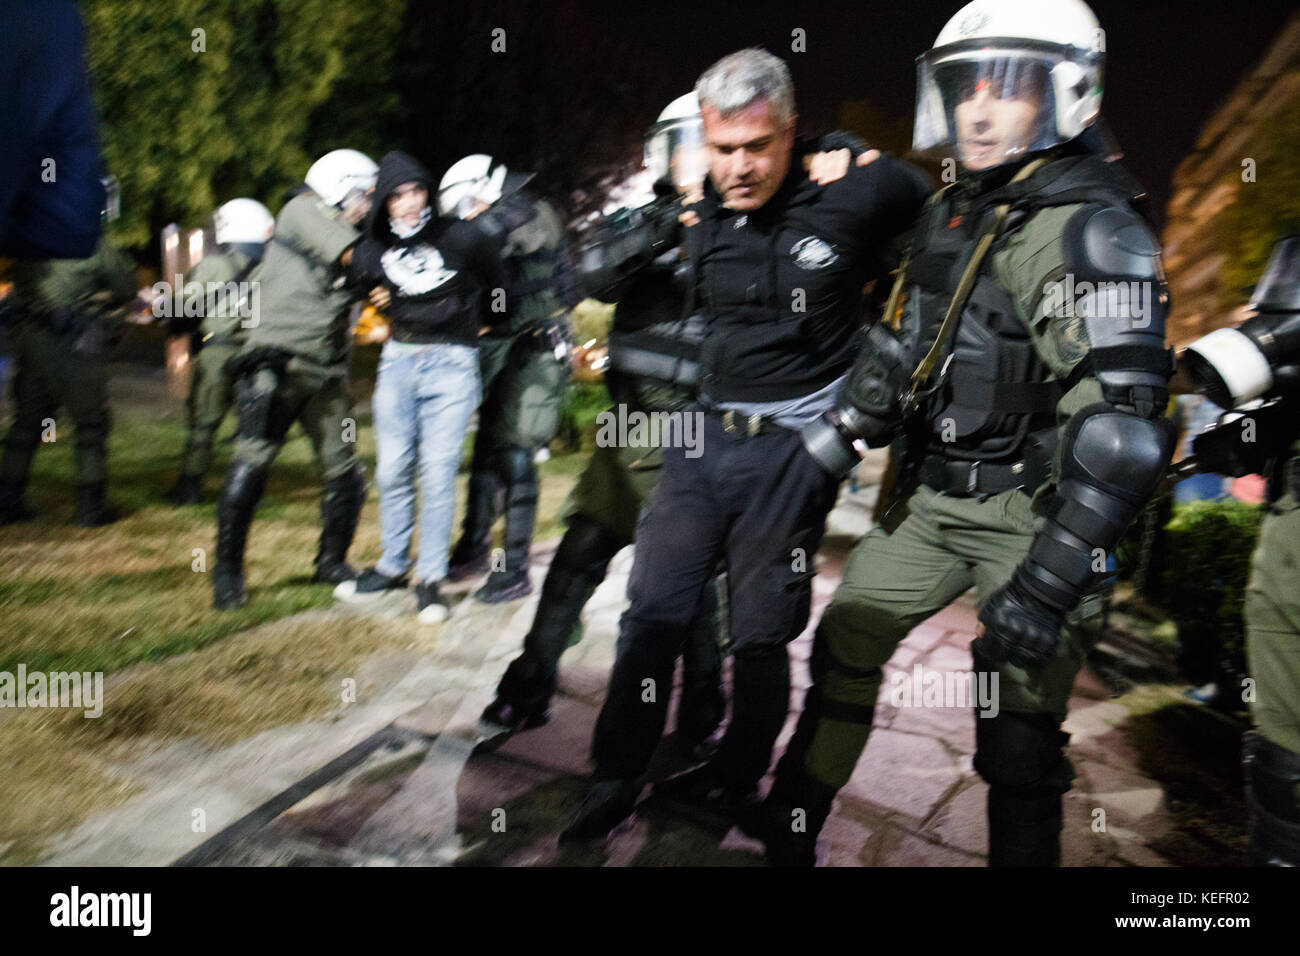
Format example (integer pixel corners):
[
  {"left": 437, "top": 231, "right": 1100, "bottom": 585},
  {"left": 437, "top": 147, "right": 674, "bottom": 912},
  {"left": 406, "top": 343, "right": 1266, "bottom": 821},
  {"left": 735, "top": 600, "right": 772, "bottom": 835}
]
[{"left": 0, "top": 360, "right": 591, "bottom": 862}]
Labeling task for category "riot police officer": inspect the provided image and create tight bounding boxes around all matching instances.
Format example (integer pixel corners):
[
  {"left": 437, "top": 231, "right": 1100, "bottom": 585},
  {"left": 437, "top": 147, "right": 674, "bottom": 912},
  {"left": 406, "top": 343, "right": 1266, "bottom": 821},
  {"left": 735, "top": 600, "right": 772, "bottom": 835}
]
[
  {"left": 1177, "top": 235, "right": 1300, "bottom": 866},
  {"left": 756, "top": 0, "right": 1177, "bottom": 866},
  {"left": 168, "top": 198, "right": 276, "bottom": 505},
  {"left": 478, "top": 94, "right": 727, "bottom": 752},
  {"left": 211, "top": 150, "right": 376, "bottom": 610},
  {"left": 438, "top": 155, "right": 572, "bottom": 603},
  {"left": 0, "top": 176, "right": 136, "bottom": 526}
]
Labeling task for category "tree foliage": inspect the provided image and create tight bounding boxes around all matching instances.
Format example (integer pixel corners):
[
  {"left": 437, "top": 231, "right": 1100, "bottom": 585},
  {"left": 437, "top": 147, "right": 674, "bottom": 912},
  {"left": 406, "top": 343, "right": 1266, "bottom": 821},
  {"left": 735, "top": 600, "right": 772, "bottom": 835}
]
[
  {"left": 1218, "top": 86, "right": 1300, "bottom": 308},
  {"left": 83, "top": 0, "right": 406, "bottom": 251}
]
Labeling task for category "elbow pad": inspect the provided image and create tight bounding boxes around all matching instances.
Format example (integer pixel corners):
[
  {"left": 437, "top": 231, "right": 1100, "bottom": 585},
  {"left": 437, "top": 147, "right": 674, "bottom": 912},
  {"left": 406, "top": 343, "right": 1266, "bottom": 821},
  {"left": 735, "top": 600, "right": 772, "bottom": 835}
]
[
  {"left": 1060, "top": 204, "right": 1173, "bottom": 417},
  {"left": 1017, "top": 403, "right": 1175, "bottom": 613}
]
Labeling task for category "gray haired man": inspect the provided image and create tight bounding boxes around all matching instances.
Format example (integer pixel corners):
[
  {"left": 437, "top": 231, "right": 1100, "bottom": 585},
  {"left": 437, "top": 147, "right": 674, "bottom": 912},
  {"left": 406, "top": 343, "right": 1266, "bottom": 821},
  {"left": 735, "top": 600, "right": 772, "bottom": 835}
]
[{"left": 561, "top": 48, "right": 931, "bottom": 842}]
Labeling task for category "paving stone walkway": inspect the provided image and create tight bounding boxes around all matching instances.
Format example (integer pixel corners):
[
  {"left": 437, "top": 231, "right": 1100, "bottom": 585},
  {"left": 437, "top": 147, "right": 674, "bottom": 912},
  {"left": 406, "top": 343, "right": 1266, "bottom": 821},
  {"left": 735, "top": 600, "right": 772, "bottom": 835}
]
[{"left": 39, "top": 453, "right": 1177, "bottom": 867}]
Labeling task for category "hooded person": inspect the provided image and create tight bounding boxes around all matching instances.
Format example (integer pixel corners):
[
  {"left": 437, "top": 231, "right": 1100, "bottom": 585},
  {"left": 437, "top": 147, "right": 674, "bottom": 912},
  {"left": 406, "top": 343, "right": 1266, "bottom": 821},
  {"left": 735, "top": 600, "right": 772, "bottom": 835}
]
[{"left": 334, "top": 150, "right": 512, "bottom": 623}]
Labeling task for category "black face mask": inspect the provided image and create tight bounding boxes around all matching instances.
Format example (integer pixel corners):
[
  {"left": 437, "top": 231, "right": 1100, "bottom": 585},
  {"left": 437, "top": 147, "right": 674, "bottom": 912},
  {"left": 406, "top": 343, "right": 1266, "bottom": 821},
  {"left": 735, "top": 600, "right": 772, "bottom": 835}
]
[{"left": 225, "top": 241, "right": 267, "bottom": 262}]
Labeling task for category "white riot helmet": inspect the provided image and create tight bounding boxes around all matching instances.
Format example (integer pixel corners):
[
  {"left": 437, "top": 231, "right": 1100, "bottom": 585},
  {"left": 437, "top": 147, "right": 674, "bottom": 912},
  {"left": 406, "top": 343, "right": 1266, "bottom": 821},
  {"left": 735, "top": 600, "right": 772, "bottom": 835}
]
[
  {"left": 914, "top": 0, "right": 1105, "bottom": 170},
  {"left": 645, "top": 93, "right": 707, "bottom": 191},
  {"left": 438, "top": 154, "right": 508, "bottom": 219},
  {"left": 305, "top": 149, "right": 378, "bottom": 222},
  {"left": 213, "top": 198, "right": 275, "bottom": 245}
]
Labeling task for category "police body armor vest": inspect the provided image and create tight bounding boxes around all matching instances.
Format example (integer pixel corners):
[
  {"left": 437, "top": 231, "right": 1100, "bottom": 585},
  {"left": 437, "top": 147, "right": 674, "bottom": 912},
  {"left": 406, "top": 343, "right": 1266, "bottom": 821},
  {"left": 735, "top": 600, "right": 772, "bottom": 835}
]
[{"left": 897, "top": 153, "right": 1152, "bottom": 496}]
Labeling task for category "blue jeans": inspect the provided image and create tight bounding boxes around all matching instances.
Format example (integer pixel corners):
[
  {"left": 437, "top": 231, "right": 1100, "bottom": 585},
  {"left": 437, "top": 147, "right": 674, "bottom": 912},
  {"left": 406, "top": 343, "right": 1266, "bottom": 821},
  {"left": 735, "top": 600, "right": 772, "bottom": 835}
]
[{"left": 373, "top": 340, "right": 481, "bottom": 583}]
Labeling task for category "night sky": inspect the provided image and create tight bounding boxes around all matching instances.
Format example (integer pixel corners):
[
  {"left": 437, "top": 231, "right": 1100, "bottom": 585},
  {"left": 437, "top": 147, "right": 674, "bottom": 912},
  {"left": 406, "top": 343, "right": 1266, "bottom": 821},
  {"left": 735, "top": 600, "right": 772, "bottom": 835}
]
[{"left": 405, "top": 0, "right": 1296, "bottom": 226}]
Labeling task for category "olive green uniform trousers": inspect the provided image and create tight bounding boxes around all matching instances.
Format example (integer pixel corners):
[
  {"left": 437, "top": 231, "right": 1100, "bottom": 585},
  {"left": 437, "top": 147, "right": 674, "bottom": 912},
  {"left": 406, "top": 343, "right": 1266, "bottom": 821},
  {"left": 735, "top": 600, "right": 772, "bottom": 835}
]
[
  {"left": 802, "top": 483, "right": 1106, "bottom": 789},
  {"left": 0, "top": 322, "right": 110, "bottom": 486},
  {"left": 1245, "top": 492, "right": 1300, "bottom": 755}
]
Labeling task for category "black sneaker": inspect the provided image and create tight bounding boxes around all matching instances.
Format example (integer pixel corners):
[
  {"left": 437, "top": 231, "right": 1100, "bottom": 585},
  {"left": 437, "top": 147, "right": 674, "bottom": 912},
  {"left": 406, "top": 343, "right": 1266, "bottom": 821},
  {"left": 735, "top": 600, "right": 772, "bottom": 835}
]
[
  {"left": 474, "top": 568, "right": 532, "bottom": 604},
  {"left": 649, "top": 762, "right": 760, "bottom": 830},
  {"left": 212, "top": 569, "right": 247, "bottom": 611},
  {"left": 312, "top": 558, "right": 359, "bottom": 585},
  {"left": 559, "top": 778, "right": 642, "bottom": 844},
  {"left": 445, "top": 541, "right": 491, "bottom": 582},
  {"left": 415, "top": 580, "right": 450, "bottom": 624},
  {"left": 334, "top": 567, "right": 405, "bottom": 601}
]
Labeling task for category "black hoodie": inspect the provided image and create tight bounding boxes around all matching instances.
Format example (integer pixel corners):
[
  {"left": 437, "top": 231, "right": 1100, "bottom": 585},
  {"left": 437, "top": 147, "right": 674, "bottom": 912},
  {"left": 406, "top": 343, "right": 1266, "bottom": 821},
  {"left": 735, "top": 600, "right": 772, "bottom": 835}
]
[{"left": 352, "top": 150, "right": 509, "bottom": 345}]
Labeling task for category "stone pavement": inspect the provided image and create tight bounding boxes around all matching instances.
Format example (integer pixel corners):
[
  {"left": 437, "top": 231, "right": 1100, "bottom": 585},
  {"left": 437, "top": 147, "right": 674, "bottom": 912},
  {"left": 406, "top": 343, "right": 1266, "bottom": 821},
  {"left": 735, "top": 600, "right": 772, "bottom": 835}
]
[{"left": 38, "top": 452, "right": 1177, "bottom": 867}]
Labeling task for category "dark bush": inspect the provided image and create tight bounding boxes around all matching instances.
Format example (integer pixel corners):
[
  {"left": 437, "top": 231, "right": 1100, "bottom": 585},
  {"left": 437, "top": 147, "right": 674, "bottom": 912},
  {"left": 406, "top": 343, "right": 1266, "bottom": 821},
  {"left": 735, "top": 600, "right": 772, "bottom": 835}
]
[{"left": 1159, "top": 498, "right": 1263, "bottom": 684}]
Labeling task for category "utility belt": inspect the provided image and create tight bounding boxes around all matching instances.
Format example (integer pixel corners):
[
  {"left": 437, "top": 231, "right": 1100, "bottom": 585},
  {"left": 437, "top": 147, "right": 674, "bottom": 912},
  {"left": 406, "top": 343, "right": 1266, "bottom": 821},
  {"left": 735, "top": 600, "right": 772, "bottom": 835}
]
[
  {"left": 15, "top": 305, "right": 93, "bottom": 338},
  {"left": 703, "top": 407, "right": 796, "bottom": 438},
  {"left": 917, "top": 434, "right": 1054, "bottom": 498},
  {"left": 15, "top": 305, "right": 115, "bottom": 355},
  {"left": 199, "top": 332, "right": 243, "bottom": 350}
]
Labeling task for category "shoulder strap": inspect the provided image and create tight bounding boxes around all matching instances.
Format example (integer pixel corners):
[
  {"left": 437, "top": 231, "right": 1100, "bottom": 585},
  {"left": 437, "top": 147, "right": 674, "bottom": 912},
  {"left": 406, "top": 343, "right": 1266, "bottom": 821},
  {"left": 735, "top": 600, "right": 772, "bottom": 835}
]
[{"left": 900, "top": 158, "right": 1048, "bottom": 413}]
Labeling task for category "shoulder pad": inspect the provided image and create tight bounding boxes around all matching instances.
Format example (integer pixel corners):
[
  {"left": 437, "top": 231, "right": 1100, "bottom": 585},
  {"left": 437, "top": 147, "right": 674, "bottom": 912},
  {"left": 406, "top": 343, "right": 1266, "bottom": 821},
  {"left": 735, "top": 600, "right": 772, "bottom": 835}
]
[{"left": 1063, "top": 203, "right": 1159, "bottom": 281}]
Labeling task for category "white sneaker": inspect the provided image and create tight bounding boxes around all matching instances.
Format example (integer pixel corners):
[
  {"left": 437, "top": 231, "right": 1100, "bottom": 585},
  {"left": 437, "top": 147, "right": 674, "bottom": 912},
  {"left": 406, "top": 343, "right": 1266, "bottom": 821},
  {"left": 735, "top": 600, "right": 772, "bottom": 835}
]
[
  {"left": 417, "top": 602, "right": 449, "bottom": 625},
  {"left": 416, "top": 580, "right": 450, "bottom": 624},
  {"left": 335, "top": 568, "right": 406, "bottom": 603}
]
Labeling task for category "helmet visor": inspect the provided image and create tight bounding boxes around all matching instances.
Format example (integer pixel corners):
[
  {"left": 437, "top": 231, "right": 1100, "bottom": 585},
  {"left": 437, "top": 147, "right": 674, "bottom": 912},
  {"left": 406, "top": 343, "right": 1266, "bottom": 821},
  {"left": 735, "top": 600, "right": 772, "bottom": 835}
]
[
  {"left": 914, "top": 41, "right": 1100, "bottom": 170},
  {"left": 645, "top": 116, "right": 706, "bottom": 191}
]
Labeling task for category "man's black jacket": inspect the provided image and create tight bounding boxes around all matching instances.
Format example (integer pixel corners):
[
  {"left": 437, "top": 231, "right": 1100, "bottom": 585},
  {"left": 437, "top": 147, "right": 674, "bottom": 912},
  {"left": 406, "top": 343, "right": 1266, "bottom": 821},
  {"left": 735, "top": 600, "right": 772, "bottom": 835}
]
[{"left": 686, "top": 145, "right": 930, "bottom": 403}]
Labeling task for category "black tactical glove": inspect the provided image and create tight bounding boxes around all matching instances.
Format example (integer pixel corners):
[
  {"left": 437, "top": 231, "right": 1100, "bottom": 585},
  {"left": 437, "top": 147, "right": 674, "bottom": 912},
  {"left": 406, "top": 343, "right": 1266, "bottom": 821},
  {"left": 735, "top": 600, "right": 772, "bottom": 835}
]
[
  {"left": 973, "top": 574, "right": 1066, "bottom": 671},
  {"left": 1189, "top": 400, "right": 1291, "bottom": 478}
]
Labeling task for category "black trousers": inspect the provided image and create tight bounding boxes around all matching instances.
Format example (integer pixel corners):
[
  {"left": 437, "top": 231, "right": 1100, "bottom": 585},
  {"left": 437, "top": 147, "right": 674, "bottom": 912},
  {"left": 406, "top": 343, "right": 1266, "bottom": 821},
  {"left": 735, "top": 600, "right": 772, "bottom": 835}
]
[{"left": 592, "top": 409, "right": 841, "bottom": 788}]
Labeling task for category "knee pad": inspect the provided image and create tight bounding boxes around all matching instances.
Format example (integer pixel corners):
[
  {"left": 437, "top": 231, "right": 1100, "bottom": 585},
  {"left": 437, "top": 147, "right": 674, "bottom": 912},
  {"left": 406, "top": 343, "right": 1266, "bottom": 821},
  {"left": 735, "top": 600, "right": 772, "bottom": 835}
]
[
  {"left": 326, "top": 462, "right": 367, "bottom": 508},
  {"left": 221, "top": 460, "right": 270, "bottom": 511},
  {"left": 975, "top": 710, "right": 1074, "bottom": 794},
  {"left": 499, "top": 445, "right": 538, "bottom": 493},
  {"left": 819, "top": 596, "right": 901, "bottom": 682}
]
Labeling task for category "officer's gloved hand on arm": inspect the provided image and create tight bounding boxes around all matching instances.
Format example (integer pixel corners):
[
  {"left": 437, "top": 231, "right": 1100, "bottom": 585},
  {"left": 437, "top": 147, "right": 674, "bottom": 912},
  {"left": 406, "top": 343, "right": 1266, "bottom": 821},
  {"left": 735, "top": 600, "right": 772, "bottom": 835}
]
[
  {"left": 800, "top": 323, "right": 909, "bottom": 477},
  {"left": 975, "top": 404, "right": 1177, "bottom": 672},
  {"left": 974, "top": 574, "right": 1067, "bottom": 671}
]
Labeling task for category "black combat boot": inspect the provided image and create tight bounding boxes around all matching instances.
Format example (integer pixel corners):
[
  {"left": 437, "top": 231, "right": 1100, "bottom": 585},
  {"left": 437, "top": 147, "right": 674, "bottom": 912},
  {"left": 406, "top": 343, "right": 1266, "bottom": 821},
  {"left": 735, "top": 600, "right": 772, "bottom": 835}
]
[
  {"left": 0, "top": 481, "right": 36, "bottom": 524},
  {"left": 313, "top": 464, "right": 366, "bottom": 583},
  {"left": 212, "top": 462, "right": 269, "bottom": 610},
  {"left": 475, "top": 445, "right": 537, "bottom": 603},
  {"left": 746, "top": 762, "right": 838, "bottom": 867},
  {"left": 478, "top": 515, "right": 623, "bottom": 748},
  {"left": 1243, "top": 731, "right": 1300, "bottom": 866},
  {"left": 168, "top": 473, "right": 204, "bottom": 507},
  {"left": 976, "top": 710, "right": 1073, "bottom": 867},
  {"left": 75, "top": 483, "right": 118, "bottom": 527},
  {"left": 559, "top": 778, "right": 643, "bottom": 844},
  {"left": 987, "top": 785, "right": 1065, "bottom": 867},
  {"left": 446, "top": 441, "right": 501, "bottom": 582}
]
